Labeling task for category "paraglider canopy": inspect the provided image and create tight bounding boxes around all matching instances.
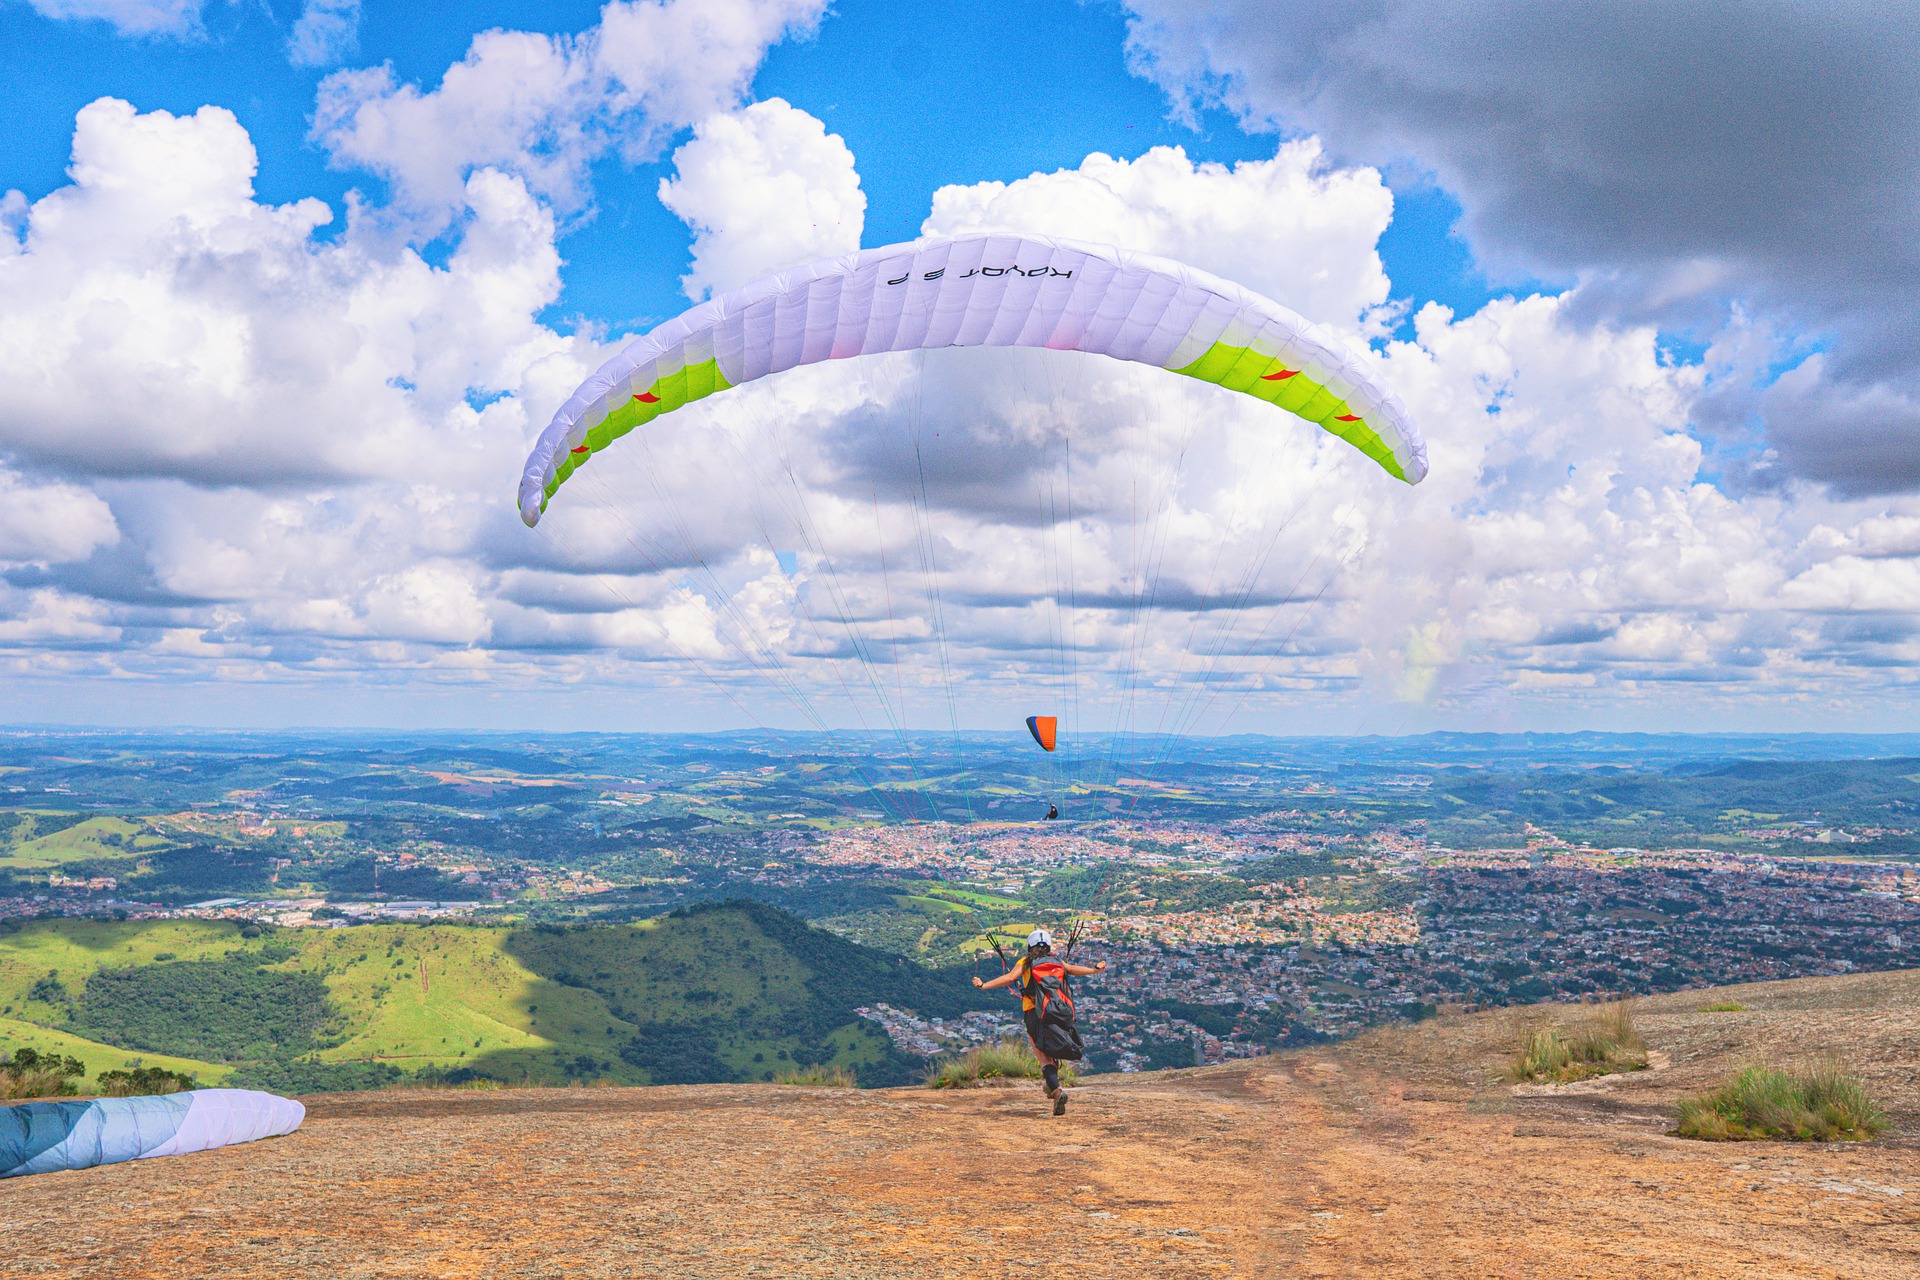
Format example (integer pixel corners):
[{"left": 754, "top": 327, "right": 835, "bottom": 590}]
[
  {"left": 1026, "top": 716, "right": 1058, "bottom": 752},
  {"left": 517, "top": 232, "right": 1428, "bottom": 526}
]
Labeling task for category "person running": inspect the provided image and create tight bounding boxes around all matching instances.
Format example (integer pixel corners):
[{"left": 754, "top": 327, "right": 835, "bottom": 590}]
[{"left": 973, "top": 927, "right": 1106, "bottom": 1115}]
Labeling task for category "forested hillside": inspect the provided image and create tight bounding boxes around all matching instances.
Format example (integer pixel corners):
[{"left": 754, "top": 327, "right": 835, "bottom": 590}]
[{"left": 0, "top": 904, "right": 991, "bottom": 1090}]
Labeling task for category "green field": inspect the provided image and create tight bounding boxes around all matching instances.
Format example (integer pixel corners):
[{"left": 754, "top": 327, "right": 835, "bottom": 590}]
[
  {"left": 919, "top": 884, "right": 1030, "bottom": 911},
  {"left": 0, "top": 905, "right": 989, "bottom": 1091},
  {"left": 0, "top": 919, "right": 257, "bottom": 1082},
  {"left": 0, "top": 1016, "right": 226, "bottom": 1082},
  {"left": 1, "top": 813, "right": 161, "bottom": 869}
]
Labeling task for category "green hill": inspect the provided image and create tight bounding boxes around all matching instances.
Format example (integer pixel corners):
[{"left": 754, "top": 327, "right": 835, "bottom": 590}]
[{"left": 0, "top": 902, "right": 992, "bottom": 1091}]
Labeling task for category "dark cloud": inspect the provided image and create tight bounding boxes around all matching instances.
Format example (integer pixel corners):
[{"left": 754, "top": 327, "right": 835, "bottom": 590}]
[
  {"left": 4, "top": 539, "right": 216, "bottom": 608},
  {"left": 492, "top": 573, "right": 648, "bottom": 615},
  {"left": 814, "top": 390, "right": 1083, "bottom": 524},
  {"left": 1759, "top": 369, "right": 1920, "bottom": 497},
  {"left": 949, "top": 585, "right": 1311, "bottom": 612},
  {"left": 1820, "top": 614, "right": 1920, "bottom": 644},
  {"left": 1533, "top": 618, "right": 1618, "bottom": 647},
  {"left": 1122, "top": 0, "right": 1920, "bottom": 493},
  {"left": 1826, "top": 652, "right": 1919, "bottom": 669},
  {"left": 1623, "top": 667, "right": 1758, "bottom": 684}
]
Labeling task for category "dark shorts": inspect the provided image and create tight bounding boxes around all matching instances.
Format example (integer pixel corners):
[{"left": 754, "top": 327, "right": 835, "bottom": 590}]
[{"left": 1025, "top": 1006, "right": 1085, "bottom": 1063}]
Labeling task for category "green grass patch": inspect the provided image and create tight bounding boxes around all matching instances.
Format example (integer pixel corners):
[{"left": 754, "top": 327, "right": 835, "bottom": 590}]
[
  {"left": 1673, "top": 1064, "right": 1886, "bottom": 1142},
  {"left": 1, "top": 811, "right": 87, "bottom": 852},
  {"left": 923, "top": 1038, "right": 1081, "bottom": 1089},
  {"left": 0, "top": 815, "right": 151, "bottom": 868},
  {"left": 1508, "top": 1005, "right": 1649, "bottom": 1083},
  {"left": 957, "top": 924, "right": 1042, "bottom": 956},
  {"left": 292, "top": 922, "right": 613, "bottom": 1081},
  {"left": 1703, "top": 1000, "right": 1749, "bottom": 1013},
  {"left": 0, "top": 919, "right": 251, "bottom": 997},
  {"left": 919, "top": 885, "right": 1029, "bottom": 911},
  {"left": 899, "top": 894, "right": 975, "bottom": 916}
]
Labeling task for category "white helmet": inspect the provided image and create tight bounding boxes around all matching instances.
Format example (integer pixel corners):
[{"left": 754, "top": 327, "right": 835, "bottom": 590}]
[{"left": 1026, "top": 928, "right": 1054, "bottom": 950}]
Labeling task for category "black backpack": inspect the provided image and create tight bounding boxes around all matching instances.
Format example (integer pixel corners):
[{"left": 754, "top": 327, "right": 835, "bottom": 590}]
[{"left": 1023, "top": 952, "right": 1084, "bottom": 1061}]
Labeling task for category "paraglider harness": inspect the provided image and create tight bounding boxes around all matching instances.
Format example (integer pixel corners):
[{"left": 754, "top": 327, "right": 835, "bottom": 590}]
[{"left": 986, "top": 923, "right": 1085, "bottom": 1062}]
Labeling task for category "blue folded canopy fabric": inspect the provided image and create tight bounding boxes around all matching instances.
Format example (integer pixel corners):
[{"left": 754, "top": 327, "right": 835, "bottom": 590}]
[{"left": 1, "top": 1088, "right": 304, "bottom": 1178}]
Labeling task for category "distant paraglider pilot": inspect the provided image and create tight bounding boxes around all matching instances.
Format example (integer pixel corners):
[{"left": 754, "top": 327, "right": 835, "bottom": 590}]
[
  {"left": 1030, "top": 717, "right": 1061, "bottom": 822},
  {"left": 974, "top": 927, "right": 1104, "bottom": 1115}
]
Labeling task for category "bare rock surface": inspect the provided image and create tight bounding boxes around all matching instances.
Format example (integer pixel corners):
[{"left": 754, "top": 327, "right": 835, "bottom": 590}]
[{"left": 5, "top": 968, "right": 1918, "bottom": 1278}]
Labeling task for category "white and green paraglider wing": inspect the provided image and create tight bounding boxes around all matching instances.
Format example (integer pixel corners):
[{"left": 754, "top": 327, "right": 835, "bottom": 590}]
[{"left": 518, "top": 232, "right": 1427, "bottom": 526}]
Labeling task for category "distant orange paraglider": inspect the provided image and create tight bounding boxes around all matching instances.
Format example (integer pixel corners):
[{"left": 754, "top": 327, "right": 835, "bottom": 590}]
[{"left": 1025, "top": 716, "right": 1057, "bottom": 752}]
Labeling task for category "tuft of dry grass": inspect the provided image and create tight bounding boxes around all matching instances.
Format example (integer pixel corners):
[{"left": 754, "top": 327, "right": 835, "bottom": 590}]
[
  {"left": 1674, "top": 1062, "right": 1886, "bottom": 1142},
  {"left": 773, "top": 1063, "right": 859, "bottom": 1088},
  {"left": 924, "top": 1038, "right": 1081, "bottom": 1089},
  {"left": 1507, "top": 1004, "right": 1649, "bottom": 1083},
  {"left": 0, "top": 1064, "right": 82, "bottom": 1100},
  {"left": 0, "top": 1048, "right": 90, "bottom": 1100}
]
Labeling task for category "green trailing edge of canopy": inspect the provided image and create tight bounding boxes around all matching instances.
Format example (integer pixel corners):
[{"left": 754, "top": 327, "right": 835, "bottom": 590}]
[
  {"left": 538, "top": 336, "right": 1408, "bottom": 513},
  {"left": 1171, "top": 341, "right": 1408, "bottom": 482},
  {"left": 542, "top": 359, "right": 734, "bottom": 506}
]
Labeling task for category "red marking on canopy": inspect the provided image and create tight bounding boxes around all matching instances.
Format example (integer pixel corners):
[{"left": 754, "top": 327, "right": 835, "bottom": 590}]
[
  {"left": 1334, "top": 414, "right": 1362, "bottom": 422},
  {"left": 1261, "top": 368, "right": 1300, "bottom": 380},
  {"left": 633, "top": 392, "right": 661, "bottom": 403},
  {"left": 570, "top": 445, "right": 590, "bottom": 455}
]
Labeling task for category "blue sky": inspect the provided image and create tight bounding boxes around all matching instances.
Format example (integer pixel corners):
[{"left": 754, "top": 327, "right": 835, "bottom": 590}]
[
  {"left": 0, "top": 0, "right": 1504, "bottom": 335},
  {"left": 0, "top": 0, "right": 1915, "bottom": 733}
]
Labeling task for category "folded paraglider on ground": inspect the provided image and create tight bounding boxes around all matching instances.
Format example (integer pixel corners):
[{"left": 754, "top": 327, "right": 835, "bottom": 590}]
[{"left": 1, "top": 1088, "right": 303, "bottom": 1178}]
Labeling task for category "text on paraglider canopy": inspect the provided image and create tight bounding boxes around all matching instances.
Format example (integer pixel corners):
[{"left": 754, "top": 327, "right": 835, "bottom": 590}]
[{"left": 886, "top": 265, "right": 1075, "bottom": 285}]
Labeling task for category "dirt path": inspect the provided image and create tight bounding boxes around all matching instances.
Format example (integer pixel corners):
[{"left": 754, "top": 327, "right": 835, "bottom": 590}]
[{"left": 3, "top": 1056, "right": 1915, "bottom": 1278}]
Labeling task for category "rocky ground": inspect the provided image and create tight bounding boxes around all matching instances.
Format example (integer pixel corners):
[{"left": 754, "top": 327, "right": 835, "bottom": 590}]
[{"left": 4, "top": 968, "right": 1916, "bottom": 1278}]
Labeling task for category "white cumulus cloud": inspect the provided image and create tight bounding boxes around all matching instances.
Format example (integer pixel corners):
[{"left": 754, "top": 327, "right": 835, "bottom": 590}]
[
  {"left": 0, "top": 467, "right": 119, "bottom": 565},
  {"left": 22, "top": 0, "right": 200, "bottom": 37},
  {"left": 312, "top": 0, "right": 827, "bottom": 219},
  {"left": 286, "top": 0, "right": 360, "bottom": 68},
  {"left": 925, "top": 142, "right": 1394, "bottom": 335},
  {"left": 658, "top": 98, "right": 864, "bottom": 300},
  {"left": 0, "top": 98, "right": 566, "bottom": 487},
  {"left": 11, "top": 71, "right": 1920, "bottom": 729}
]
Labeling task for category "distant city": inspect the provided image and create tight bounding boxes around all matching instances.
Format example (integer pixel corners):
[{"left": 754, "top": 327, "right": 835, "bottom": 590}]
[{"left": 4, "top": 729, "right": 1918, "bottom": 1074}]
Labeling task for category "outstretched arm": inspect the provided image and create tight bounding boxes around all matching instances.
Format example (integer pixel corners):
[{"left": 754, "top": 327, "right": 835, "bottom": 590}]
[
  {"left": 974, "top": 958, "right": 1025, "bottom": 990},
  {"left": 1063, "top": 960, "right": 1107, "bottom": 976}
]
